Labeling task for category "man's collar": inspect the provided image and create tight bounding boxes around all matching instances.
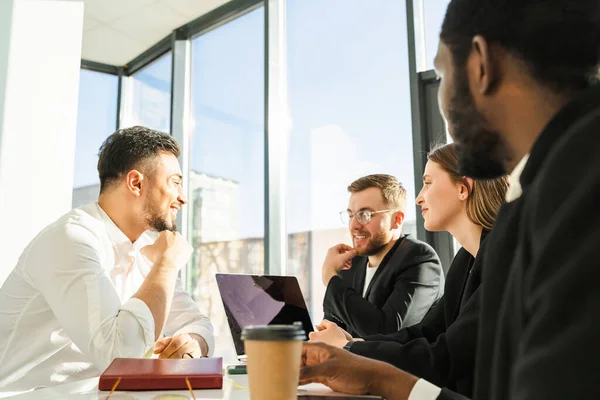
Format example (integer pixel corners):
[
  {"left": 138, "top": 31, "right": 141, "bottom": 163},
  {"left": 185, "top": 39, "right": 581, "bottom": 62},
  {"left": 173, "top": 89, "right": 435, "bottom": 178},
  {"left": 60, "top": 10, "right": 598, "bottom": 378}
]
[
  {"left": 505, "top": 155, "right": 530, "bottom": 202},
  {"left": 95, "top": 203, "right": 132, "bottom": 246},
  {"left": 521, "top": 85, "right": 600, "bottom": 189}
]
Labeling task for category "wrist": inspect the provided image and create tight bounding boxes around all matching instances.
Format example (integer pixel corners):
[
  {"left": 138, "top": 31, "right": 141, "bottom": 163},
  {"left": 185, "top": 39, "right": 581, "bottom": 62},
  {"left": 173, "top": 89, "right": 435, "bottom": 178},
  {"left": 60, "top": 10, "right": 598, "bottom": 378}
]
[
  {"left": 155, "top": 256, "right": 179, "bottom": 271},
  {"left": 370, "top": 362, "right": 418, "bottom": 400},
  {"left": 323, "top": 270, "right": 337, "bottom": 286},
  {"left": 188, "top": 333, "right": 209, "bottom": 357}
]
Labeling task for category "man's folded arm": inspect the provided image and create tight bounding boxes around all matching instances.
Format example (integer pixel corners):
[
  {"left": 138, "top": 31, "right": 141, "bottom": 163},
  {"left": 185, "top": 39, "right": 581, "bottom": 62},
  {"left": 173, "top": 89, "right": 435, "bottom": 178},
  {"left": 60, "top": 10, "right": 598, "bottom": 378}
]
[
  {"left": 362, "top": 295, "right": 447, "bottom": 344},
  {"left": 349, "top": 287, "right": 479, "bottom": 391},
  {"left": 325, "top": 262, "right": 441, "bottom": 337},
  {"left": 162, "top": 278, "right": 215, "bottom": 356},
  {"left": 24, "top": 223, "right": 155, "bottom": 371},
  {"left": 324, "top": 276, "right": 409, "bottom": 336}
]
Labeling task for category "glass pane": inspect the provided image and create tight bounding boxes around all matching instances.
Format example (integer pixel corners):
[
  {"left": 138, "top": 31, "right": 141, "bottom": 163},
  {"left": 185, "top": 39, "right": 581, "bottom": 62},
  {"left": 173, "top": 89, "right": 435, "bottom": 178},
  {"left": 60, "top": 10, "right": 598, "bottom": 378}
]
[
  {"left": 72, "top": 70, "right": 118, "bottom": 208},
  {"left": 189, "top": 8, "right": 265, "bottom": 358},
  {"left": 127, "top": 53, "right": 172, "bottom": 132},
  {"left": 421, "top": 0, "right": 451, "bottom": 71},
  {"left": 286, "top": 0, "right": 416, "bottom": 324}
]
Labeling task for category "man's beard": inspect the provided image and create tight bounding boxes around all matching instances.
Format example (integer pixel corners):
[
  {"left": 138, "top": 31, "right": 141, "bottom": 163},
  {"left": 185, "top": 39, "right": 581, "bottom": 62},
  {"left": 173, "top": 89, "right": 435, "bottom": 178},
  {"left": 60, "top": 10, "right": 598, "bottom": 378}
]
[
  {"left": 144, "top": 201, "right": 176, "bottom": 232},
  {"left": 354, "top": 230, "right": 389, "bottom": 257},
  {"left": 446, "top": 63, "right": 508, "bottom": 179}
]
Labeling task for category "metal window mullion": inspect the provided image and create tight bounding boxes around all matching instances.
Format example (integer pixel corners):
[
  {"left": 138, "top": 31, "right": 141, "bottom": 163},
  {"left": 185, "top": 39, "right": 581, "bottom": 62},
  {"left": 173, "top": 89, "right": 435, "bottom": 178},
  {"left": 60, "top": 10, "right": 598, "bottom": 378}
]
[
  {"left": 115, "top": 67, "right": 125, "bottom": 130},
  {"left": 406, "top": 0, "right": 428, "bottom": 243},
  {"left": 406, "top": 0, "right": 454, "bottom": 272}
]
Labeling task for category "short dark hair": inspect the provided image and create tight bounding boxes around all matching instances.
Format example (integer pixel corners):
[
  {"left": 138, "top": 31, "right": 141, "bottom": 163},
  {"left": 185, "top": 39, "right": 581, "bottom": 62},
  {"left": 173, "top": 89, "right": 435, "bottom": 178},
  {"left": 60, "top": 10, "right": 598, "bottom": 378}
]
[
  {"left": 97, "top": 126, "right": 180, "bottom": 193},
  {"left": 440, "top": 0, "right": 600, "bottom": 93}
]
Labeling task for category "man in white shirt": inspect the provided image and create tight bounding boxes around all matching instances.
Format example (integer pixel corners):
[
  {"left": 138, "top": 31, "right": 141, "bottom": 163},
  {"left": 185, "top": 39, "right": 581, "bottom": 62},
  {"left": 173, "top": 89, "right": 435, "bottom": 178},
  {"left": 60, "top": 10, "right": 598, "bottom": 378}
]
[{"left": 0, "top": 126, "right": 214, "bottom": 392}]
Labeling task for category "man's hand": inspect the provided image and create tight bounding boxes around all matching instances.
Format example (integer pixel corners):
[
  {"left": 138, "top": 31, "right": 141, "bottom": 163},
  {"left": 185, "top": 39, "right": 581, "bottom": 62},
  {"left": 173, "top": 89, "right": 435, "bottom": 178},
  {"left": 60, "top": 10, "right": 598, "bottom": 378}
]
[
  {"left": 309, "top": 319, "right": 353, "bottom": 348},
  {"left": 300, "top": 342, "right": 418, "bottom": 400},
  {"left": 134, "top": 232, "right": 194, "bottom": 341},
  {"left": 153, "top": 333, "right": 208, "bottom": 359},
  {"left": 322, "top": 244, "right": 357, "bottom": 286},
  {"left": 141, "top": 231, "right": 193, "bottom": 270}
]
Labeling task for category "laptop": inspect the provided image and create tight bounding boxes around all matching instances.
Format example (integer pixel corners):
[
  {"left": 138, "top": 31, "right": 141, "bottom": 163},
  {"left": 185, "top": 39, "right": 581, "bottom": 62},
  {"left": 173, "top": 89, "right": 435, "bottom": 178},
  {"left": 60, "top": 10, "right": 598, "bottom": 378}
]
[{"left": 215, "top": 273, "right": 314, "bottom": 362}]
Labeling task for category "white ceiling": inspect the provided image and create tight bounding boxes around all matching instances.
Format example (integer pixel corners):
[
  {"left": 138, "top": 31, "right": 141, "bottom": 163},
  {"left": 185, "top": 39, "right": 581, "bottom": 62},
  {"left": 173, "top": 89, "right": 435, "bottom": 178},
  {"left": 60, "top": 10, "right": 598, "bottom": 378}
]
[{"left": 82, "top": 0, "right": 231, "bottom": 66}]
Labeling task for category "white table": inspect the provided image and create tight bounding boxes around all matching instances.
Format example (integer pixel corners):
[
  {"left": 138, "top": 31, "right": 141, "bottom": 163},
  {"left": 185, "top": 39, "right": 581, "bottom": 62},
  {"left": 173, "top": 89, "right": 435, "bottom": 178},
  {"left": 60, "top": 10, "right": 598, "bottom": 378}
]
[{"left": 1, "top": 375, "right": 365, "bottom": 399}]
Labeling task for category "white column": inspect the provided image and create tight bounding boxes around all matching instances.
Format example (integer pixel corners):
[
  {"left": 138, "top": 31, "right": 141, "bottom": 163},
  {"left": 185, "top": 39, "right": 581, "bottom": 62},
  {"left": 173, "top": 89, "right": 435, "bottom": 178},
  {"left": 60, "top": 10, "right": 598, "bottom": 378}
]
[
  {"left": 0, "top": 0, "right": 84, "bottom": 285},
  {"left": 171, "top": 35, "right": 192, "bottom": 241},
  {"left": 412, "top": 0, "right": 428, "bottom": 72},
  {"left": 170, "top": 34, "right": 192, "bottom": 285},
  {"left": 266, "top": 0, "right": 291, "bottom": 275}
]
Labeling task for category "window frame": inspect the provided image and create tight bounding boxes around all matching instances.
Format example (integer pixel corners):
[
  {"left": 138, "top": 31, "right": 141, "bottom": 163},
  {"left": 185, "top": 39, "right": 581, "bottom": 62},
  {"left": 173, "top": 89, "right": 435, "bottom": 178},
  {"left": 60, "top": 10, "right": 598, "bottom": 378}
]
[{"left": 79, "top": 0, "right": 455, "bottom": 274}]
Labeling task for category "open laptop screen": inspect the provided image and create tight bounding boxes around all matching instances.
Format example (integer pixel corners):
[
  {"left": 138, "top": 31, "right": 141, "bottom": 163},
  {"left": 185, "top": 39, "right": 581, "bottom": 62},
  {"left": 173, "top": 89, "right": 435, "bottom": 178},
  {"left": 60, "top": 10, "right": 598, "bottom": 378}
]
[{"left": 215, "top": 274, "right": 314, "bottom": 357}]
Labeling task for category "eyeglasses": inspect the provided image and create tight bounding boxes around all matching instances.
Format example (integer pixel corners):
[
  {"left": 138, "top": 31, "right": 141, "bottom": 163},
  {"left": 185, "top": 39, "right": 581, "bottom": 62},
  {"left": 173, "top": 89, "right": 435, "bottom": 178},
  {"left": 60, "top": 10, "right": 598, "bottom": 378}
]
[{"left": 339, "top": 209, "right": 399, "bottom": 225}]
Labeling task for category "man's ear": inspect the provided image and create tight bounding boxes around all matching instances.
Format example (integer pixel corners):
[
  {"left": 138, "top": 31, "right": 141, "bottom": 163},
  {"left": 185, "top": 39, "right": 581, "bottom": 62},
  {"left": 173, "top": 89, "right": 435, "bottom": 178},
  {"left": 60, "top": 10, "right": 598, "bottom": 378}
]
[
  {"left": 470, "top": 35, "right": 501, "bottom": 95},
  {"left": 126, "top": 170, "right": 144, "bottom": 197},
  {"left": 392, "top": 211, "right": 405, "bottom": 229}
]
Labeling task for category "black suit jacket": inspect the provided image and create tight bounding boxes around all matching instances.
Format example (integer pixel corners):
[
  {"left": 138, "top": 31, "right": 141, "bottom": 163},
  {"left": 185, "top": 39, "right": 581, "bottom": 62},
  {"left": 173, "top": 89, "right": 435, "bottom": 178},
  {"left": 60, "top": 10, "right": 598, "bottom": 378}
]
[
  {"left": 437, "top": 85, "right": 600, "bottom": 400},
  {"left": 323, "top": 235, "right": 443, "bottom": 337},
  {"left": 348, "top": 233, "right": 487, "bottom": 396}
]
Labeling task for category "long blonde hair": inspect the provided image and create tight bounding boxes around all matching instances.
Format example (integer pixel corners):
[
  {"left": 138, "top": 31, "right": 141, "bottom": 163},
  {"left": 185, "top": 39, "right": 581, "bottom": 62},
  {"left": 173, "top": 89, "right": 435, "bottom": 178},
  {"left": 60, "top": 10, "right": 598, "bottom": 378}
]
[{"left": 427, "top": 143, "right": 508, "bottom": 230}]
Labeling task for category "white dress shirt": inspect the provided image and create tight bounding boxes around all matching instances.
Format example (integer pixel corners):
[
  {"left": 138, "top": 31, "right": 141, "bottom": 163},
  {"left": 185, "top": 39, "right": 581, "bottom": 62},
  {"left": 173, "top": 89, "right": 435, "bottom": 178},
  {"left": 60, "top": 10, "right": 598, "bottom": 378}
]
[
  {"left": 0, "top": 203, "right": 214, "bottom": 392},
  {"left": 505, "top": 155, "right": 530, "bottom": 202},
  {"left": 407, "top": 155, "right": 530, "bottom": 399}
]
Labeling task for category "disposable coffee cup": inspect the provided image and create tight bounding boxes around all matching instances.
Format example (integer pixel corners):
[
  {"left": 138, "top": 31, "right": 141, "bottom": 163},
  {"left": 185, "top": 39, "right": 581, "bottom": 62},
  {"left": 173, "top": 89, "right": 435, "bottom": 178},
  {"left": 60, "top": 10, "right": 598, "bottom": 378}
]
[{"left": 241, "top": 323, "right": 306, "bottom": 400}]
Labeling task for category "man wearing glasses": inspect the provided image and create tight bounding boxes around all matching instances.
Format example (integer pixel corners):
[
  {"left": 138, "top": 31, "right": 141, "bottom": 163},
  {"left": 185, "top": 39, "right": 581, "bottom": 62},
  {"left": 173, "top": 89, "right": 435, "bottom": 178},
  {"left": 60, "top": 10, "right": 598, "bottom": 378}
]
[{"left": 315, "top": 174, "right": 443, "bottom": 338}]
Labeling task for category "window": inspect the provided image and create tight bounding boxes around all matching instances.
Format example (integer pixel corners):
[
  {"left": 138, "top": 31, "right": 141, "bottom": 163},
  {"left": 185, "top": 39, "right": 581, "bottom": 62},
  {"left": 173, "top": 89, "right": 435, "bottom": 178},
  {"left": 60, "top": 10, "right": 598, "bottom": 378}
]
[
  {"left": 125, "top": 53, "right": 172, "bottom": 132},
  {"left": 286, "top": 0, "right": 417, "bottom": 324},
  {"left": 72, "top": 70, "right": 118, "bottom": 208},
  {"left": 188, "top": 8, "right": 265, "bottom": 356},
  {"left": 417, "top": 0, "right": 450, "bottom": 71}
]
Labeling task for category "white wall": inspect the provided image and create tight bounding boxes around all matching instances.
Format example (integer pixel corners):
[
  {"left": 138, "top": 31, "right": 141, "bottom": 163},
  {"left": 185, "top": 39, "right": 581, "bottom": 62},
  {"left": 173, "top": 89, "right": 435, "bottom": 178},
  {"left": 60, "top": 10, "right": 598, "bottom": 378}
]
[{"left": 0, "top": 0, "right": 84, "bottom": 285}]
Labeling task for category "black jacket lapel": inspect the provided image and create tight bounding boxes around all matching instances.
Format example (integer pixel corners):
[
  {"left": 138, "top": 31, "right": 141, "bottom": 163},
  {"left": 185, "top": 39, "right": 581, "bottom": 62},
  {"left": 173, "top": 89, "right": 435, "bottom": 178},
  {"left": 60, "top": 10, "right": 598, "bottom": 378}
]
[
  {"left": 352, "top": 257, "right": 368, "bottom": 295},
  {"left": 364, "top": 235, "right": 406, "bottom": 298}
]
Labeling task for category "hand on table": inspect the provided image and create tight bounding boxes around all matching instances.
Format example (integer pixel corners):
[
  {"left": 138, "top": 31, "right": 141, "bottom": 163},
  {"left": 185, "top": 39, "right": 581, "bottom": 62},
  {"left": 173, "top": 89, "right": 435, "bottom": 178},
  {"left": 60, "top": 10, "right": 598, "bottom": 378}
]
[
  {"left": 154, "top": 333, "right": 208, "bottom": 359},
  {"left": 309, "top": 319, "right": 354, "bottom": 348},
  {"left": 300, "top": 342, "right": 418, "bottom": 400}
]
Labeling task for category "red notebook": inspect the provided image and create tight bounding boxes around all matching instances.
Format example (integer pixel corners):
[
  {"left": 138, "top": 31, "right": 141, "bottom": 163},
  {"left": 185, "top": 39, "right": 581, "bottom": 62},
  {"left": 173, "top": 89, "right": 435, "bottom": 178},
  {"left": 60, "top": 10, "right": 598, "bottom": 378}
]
[{"left": 98, "top": 357, "right": 223, "bottom": 391}]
